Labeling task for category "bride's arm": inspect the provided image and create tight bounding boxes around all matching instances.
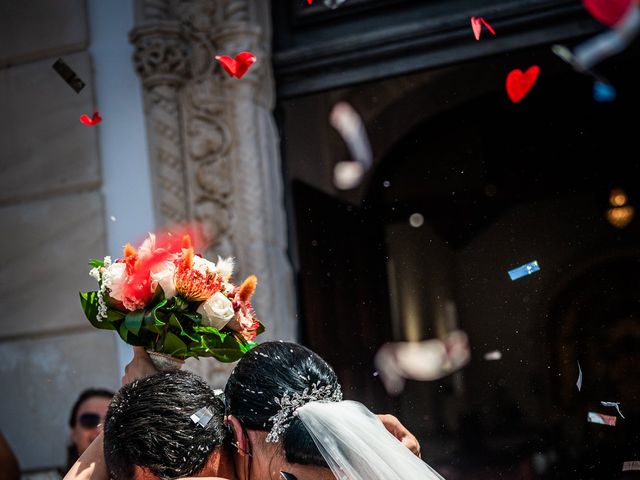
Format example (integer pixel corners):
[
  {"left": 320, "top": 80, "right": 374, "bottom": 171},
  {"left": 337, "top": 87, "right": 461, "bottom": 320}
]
[{"left": 63, "top": 432, "right": 107, "bottom": 480}]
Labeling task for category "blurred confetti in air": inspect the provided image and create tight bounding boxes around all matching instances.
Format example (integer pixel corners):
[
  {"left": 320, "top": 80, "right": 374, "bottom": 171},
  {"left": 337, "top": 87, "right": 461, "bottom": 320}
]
[
  {"left": 52, "top": 57, "right": 86, "bottom": 93},
  {"left": 324, "top": 0, "right": 347, "bottom": 9},
  {"left": 484, "top": 350, "right": 502, "bottom": 361},
  {"left": 593, "top": 80, "right": 617, "bottom": 102},
  {"left": 505, "top": 65, "right": 540, "bottom": 103},
  {"left": 623, "top": 461, "right": 640, "bottom": 472},
  {"left": 552, "top": 2, "right": 640, "bottom": 101},
  {"left": 374, "top": 330, "right": 470, "bottom": 395},
  {"left": 330, "top": 101, "right": 372, "bottom": 189},
  {"left": 576, "top": 360, "right": 583, "bottom": 391},
  {"left": 508, "top": 260, "right": 540, "bottom": 281},
  {"left": 601, "top": 401, "right": 625, "bottom": 418},
  {"left": 470, "top": 16, "right": 496, "bottom": 40},
  {"left": 587, "top": 411, "right": 617, "bottom": 426}
]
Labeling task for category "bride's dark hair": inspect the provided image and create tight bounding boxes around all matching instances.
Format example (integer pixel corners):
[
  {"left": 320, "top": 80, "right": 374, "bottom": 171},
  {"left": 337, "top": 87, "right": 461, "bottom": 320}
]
[{"left": 225, "top": 341, "right": 340, "bottom": 466}]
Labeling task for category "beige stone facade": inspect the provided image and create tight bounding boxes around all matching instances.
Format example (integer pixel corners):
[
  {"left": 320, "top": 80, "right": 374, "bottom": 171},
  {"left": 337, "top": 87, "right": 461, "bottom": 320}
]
[
  {"left": 129, "top": 0, "right": 297, "bottom": 386},
  {"left": 0, "top": 0, "right": 296, "bottom": 472},
  {"left": 0, "top": 0, "right": 120, "bottom": 473}
]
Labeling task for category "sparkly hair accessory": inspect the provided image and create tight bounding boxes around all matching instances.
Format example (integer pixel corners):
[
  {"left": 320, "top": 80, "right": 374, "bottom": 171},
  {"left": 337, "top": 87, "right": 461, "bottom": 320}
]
[
  {"left": 266, "top": 382, "right": 343, "bottom": 443},
  {"left": 190, "top": 406, "right": 214, "bottom": 427}
]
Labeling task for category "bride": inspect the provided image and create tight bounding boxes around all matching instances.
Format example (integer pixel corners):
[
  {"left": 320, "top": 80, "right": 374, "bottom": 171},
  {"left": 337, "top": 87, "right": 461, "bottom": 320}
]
[
  {"left": 65, "top": 343, "right": 442, "bottom": 480},
  {"left": 224, "top": 341, "right": 445, "bottom": 480}
]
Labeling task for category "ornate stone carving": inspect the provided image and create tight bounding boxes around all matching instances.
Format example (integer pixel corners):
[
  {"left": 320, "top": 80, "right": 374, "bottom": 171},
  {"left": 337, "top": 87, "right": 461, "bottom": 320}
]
[{"left": 130, "top": 0, "right": 297, "bottom": 384}]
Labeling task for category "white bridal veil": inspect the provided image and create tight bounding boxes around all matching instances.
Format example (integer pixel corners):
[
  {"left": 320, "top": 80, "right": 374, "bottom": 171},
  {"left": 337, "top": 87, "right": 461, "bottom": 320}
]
[{"left": 297, "top": 400, "right": 445, "bottom": 480}]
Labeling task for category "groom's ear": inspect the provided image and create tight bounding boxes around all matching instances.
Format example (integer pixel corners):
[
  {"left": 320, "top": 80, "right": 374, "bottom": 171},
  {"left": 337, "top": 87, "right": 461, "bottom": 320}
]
[{"left": 225, "top": 415, "right": 249, "bottom": 456}]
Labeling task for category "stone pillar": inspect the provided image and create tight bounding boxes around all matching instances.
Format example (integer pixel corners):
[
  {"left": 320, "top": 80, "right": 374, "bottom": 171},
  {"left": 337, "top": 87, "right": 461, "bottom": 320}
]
[{"left": 130, "top": 0, "right": 296, "bottom": 387}]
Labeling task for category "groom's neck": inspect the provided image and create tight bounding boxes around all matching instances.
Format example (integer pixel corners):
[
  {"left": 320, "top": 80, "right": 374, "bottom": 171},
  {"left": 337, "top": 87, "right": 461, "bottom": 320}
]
[{"left": 198, "top": 446, "right": 237, "bottom": 480}]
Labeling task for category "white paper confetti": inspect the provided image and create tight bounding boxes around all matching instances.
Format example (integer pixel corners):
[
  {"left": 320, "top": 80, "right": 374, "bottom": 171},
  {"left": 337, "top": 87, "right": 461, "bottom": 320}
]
[
  {"left": 587, "top": 411, "right": 617, "bottom": 426},
  {"left": 324, "top": 0, "right": 347, "bottom": 9},
  {"left": 484, "top": 350, "right": 502, "bottom": 361},
  {"left": 576, "top": 360, "right": 583, "bottom": 391},
  {"left": 374, "top": 330, "right": 470, "bottom": 395},
  {"left": 330, "top": 101, "right": 372, "bottom": 190},
  {"left": 623, "top": 461, "right": 640, "bottom": 471},
  {"left": 601, "top": 401, "right": 625, "bottom": 419}
]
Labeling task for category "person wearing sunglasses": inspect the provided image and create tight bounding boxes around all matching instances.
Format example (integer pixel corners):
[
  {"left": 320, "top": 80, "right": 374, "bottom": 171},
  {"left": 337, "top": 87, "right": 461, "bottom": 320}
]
[{"left": 67, "top": 388, "right": 114, "bottom": 472}]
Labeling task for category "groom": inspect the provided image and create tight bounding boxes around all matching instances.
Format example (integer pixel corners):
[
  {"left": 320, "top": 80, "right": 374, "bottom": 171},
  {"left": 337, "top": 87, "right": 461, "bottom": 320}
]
[
  {"left": 104, "top": 370, "right": 233, "bottom": 480},
  {"left": 65, "top": 348, "right": 421, "bottom": 480}
]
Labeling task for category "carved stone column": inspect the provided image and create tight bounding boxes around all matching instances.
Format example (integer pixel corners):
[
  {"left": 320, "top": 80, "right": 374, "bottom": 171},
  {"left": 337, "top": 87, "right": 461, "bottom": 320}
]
[{"left": 130, "top": 0, "right": 297, "bottom": 387}]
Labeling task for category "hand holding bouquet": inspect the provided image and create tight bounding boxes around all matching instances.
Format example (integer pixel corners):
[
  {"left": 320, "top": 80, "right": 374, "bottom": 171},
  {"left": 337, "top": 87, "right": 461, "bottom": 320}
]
[{"left": 80, "top": 229, "right": 264, "bottom": 363}]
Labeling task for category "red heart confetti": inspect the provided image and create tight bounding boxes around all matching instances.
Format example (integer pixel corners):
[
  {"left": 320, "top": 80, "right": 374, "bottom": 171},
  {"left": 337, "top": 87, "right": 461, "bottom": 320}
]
[
  {"left": 582, "top": 0, "right": 633, "bottom": 27},
  {"left": 471, "top": 16, "right": 496, "bottom": 40},
  {"left": 471, "top": 17, "right": 482, "bottom": 40},
  {"left": 505, "top": 66, "right": 540, "bottom": 103},
  {"left": 215, "top": 51, "right": 257, "bottom": 79},
  {"left": 80, "top": 112, "right": 102, "bottom": 126}
]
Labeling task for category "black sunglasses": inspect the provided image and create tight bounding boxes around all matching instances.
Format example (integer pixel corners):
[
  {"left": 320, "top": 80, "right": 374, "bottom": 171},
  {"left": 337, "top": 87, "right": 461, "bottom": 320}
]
[{"left": 77, "top": 413, "right": 102, "bottom": 429}]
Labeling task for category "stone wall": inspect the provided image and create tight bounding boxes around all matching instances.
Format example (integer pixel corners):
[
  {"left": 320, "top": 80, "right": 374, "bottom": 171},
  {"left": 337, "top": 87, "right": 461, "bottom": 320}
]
[{"left": 0, "top": 0, "right": 120, "bottom": 472}]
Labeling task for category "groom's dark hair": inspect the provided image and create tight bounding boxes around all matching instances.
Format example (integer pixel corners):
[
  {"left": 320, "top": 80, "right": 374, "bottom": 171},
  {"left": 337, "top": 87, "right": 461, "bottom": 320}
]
[{"left": 104, "top": 371, "right": 226, "bottom": 480}]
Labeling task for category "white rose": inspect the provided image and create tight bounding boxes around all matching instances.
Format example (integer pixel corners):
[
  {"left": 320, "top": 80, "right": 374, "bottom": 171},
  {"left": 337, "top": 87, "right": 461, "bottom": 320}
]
[
  {"left": 103, "top": 262, "right": 126, "bottom": 302},
  {"left": 197, "top": 292, "right": 235, "bottom": 329},
  {"left": 151, "top": 261, "right": 176, "bottom": 299}
]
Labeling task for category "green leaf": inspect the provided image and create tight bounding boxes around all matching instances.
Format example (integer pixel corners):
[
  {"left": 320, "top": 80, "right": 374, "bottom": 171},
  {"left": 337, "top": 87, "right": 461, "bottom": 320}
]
[
  {"left": 193, "top": 325, "right": 227, "bottom": 341},
  {"left": 106, "top": 310, "right": 126, "bottom": 321},
  {"left": 180, "top": 311, "right": 202, "bottom": 324},
  {"left": 163, "top": 332, "right": 187, "bottom": 356},
  {"left": 118, "top": 323, "right": 129, "bottom": 342},
  {"left": 169, "top": 313, "right": 183, "bottom": 330},
  {"left": 198, "top": 330, "right": 247, "bottom": 362},
  {"left": 169, "top": 314, "right": 200, "bottom": 342},
  {"left": 124, "top": 310, "right": 144, "bottom": 335},
  {"left": 88, "top": 258, "right": 104, "bottom": 269},
  {"left": 79, "top": 292, "right": 115, "bottom": 331}
]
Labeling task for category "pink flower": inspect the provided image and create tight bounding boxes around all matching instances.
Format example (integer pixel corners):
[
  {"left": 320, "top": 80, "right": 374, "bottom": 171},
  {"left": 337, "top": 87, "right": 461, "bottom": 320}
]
[{"left": 227, "top": 305, "right": 260, "bottom": 342}]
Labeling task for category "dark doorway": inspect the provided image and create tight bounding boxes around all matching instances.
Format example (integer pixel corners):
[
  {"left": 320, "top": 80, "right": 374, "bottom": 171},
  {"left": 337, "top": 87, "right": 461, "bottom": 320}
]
[{"left": 281, "top": 30, "right": 640, "bottom": 480}]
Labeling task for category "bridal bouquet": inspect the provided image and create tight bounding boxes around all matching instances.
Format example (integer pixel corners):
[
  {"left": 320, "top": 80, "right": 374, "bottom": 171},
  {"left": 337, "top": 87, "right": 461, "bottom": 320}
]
[{"left": 80, "top": 230, "right": 264, "bottom": 363}]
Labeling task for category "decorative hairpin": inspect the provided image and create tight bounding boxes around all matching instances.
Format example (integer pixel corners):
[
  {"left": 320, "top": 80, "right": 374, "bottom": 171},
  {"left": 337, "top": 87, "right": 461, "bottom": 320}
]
[
  {"left": 190, "top": 406, "right": 214, "bottom": 427},
  {"left": 266, "top": 382, "right": 342, "bottom": 443}
]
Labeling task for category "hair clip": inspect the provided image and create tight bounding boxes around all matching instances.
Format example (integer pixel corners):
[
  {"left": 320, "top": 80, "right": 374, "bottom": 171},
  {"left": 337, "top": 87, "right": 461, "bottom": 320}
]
[
  {"left": 190, "top": 406, "right": 214, "bottom": 427},
  {"left": 280, "top": 472, "right": 298, "bottom": 480}
]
